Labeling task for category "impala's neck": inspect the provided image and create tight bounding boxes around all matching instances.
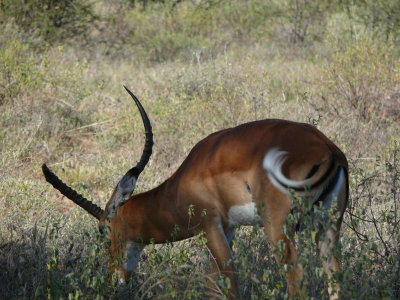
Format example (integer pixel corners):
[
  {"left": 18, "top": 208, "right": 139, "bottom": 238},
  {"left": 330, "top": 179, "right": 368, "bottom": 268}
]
[{"left": 116, "top": 176, "right": 191, "bottom": 244}]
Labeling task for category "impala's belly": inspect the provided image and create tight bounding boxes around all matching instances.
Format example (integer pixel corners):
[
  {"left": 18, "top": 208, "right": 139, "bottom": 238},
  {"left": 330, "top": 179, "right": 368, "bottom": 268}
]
[{"left": 228, "top": 202, "right": 262, "bottom": 226}]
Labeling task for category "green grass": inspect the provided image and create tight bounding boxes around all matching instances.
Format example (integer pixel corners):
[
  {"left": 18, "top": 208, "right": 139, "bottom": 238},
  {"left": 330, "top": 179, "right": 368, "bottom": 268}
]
[{"left": 0, "top": 0, "right": 399, "bottom": 299}]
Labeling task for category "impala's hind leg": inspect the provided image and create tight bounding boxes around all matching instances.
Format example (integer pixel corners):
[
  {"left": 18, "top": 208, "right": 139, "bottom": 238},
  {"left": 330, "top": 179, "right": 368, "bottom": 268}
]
[
  {"left": 266, "top": 224, "right": 304, "bottom": 298},
  {"left": 317, "top": 167, "right": 347, "bottom": 300},
  {"left": 259, "top": 189, "right": 304, "bottom": 298},
  {"left": 318, "top": 228, "right": 340, "bottom": 300}
]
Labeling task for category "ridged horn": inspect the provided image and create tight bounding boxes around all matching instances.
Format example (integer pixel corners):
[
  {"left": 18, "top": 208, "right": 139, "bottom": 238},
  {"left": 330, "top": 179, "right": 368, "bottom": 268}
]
[
  {"left": 42, "top": 164, "right": 104, "bottom": 220},
  {"left": 123, "top": 86, "right": 154, "bottom": 178}
]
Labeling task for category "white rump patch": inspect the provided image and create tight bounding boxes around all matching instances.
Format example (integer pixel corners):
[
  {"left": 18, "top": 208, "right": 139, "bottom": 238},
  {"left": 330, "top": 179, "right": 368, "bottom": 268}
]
[
  {"left": 263, "top": 148, "right": 316, "bottom": 194},
  {"left": 228, "top": 203, "right": 261, "bottom": 227}
]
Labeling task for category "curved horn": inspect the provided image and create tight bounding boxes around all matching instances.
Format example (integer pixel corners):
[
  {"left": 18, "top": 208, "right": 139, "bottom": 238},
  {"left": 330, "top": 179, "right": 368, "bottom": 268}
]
[
  {"left": 42, "top": 164, "right": 104, "bottom": 220},
  {"left": 123, "top": 86, "right": 154, "bottom": 178}
]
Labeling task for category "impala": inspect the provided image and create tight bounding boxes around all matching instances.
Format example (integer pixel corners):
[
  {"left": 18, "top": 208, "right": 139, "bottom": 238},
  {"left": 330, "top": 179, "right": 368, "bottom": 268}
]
[{"left": 42, "top": 87, "right": 348, "bottom": 299}]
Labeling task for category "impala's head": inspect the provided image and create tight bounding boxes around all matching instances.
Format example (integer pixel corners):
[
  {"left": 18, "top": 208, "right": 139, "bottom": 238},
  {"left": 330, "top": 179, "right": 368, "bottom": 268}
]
[{"left": 42, "top": 86, "right": 153, "bottom": 232}]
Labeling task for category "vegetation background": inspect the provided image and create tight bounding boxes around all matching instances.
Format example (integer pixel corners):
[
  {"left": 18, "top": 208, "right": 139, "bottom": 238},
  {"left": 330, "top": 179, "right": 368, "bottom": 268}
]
[{"left": 0, "top": 0, "right": 399, "bottom": 299}]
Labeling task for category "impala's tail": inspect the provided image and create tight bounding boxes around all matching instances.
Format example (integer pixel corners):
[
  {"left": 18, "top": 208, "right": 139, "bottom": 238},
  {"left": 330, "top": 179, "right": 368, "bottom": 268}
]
[{"left": 263, "top": 148, "right": 348, "bottom": 211}]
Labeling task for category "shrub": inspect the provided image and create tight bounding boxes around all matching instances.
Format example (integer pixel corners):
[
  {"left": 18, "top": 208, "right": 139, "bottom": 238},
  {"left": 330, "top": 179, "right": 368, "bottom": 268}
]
[
  {"left": 0, "top": 0, "right": 97, "bottom": 44},
  {"left": 343, "top": 0, "right": 400, "bottom": 42},
  {"left": 274, "top": 0, "right": 337, "bottom": 44},
  {"left": 340, "top": 140, "right": 400, "bottom": 298}
]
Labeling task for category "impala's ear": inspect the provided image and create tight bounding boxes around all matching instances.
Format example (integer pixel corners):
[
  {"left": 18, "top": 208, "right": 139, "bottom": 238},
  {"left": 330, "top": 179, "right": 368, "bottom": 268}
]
[
  {"left": 117, "top": 167, "right": 140, "bottom": 201},
  {"left": 118, "top": 174, "right": 137, "bottom": 197},
  {"left": 116, "top": 173, "right": 137, "bottom": 204},
  {"left": 107, "top": 174, "right": 137, "bottom": 219}
]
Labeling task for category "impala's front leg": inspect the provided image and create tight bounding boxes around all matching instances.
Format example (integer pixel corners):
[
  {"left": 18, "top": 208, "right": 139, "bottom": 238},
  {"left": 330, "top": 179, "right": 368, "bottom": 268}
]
[
  {"left": 110, "top": 237, "right": 144, "bottom": 285},
  {"left": 119, "top": 242, "right": 144, "bottom": 284},
  {"left": 205, "top": 219, "right": 240, "bottom": 299}
]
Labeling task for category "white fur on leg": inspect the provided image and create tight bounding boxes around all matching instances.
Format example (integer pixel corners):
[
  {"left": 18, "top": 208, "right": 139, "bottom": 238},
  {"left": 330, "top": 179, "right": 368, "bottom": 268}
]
[
  {"left": 118, "top": 242, "right": 144, "bottom": 284},
  {"left": 125, "top": 242, "right": 144, "bottom": 272}
]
